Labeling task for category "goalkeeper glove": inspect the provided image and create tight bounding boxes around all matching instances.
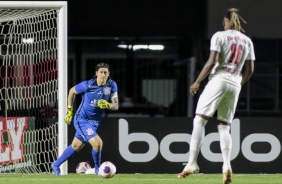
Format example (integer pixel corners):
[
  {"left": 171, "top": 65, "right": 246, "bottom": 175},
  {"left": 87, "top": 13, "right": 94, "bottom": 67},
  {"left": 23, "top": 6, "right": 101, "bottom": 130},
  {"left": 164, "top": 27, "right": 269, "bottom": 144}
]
[
  {"left": 64, "top": 105, "right": 73, "bottom": 125},
  {"left": 97, "top": 99, "right": 112, "bottom": 109}
]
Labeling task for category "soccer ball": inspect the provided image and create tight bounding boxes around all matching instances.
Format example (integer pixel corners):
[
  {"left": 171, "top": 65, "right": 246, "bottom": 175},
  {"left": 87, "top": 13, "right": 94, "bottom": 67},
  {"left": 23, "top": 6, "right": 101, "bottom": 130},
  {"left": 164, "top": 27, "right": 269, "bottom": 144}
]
[
  {"left": 99, "top": 161, "right": 116, "bottom": 178},
  {"left": 76, "top": 162, "right": 91, "bottom": 174}
]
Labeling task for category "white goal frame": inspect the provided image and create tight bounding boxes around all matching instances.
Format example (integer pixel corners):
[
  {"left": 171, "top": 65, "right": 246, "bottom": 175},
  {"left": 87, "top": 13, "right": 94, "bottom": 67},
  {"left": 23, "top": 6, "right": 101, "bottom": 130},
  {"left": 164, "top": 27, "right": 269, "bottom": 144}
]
[{"left": 0, "top": 1, "right": 68, "bottom": 174}]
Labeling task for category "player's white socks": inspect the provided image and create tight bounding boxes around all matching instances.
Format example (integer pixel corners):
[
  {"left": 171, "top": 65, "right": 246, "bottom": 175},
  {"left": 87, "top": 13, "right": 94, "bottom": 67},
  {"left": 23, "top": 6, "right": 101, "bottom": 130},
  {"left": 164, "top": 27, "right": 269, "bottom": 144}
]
[
  {"left": 217, "top": 124, "right": 232, "bottom": 171},
  {"left": 187, "top": 116, "right": 208, "bottom": 167}
]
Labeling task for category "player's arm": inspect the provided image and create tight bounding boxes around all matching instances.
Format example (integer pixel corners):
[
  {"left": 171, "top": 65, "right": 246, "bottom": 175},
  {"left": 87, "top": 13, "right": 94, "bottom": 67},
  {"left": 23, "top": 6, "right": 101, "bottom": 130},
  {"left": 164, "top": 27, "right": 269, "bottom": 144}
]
[
  {"left": 67, "top": 86, "right": 77, "bottom": 106},
  {"left": 190, "top": 50, "right": 218, "bottom": 95},
  {"left": 107, "top": 92, "right": 119, "bottom": 111},
  {"left": 241, "top": 60, "right": 254, "bottom": 86},
  {"left": 109, "top": 95, "right": 119, "bottom": 111}
]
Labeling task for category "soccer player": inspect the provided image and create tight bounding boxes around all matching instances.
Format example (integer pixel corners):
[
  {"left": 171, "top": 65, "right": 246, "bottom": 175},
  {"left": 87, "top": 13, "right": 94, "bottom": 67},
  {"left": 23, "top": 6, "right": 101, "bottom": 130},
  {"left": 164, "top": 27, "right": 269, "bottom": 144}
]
[
  {"left": 51, "top": 63, "right": 119, "bottom": 176},
  {"left": 177, "top": 8, "right": 255, "bottom": 184}
]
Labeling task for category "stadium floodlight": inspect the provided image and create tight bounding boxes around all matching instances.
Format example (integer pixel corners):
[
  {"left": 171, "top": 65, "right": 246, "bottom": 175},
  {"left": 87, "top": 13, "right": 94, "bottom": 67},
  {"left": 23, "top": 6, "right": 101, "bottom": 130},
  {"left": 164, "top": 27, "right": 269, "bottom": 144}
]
[
  {"left": 21, "top": 38, "right": 34, "bottom": 44},
  {"left": 0, "top": 1, "right": 68, "bottom": 175},
  {"left": 117, "top": 44, "right": 165, "bottom": 51}
]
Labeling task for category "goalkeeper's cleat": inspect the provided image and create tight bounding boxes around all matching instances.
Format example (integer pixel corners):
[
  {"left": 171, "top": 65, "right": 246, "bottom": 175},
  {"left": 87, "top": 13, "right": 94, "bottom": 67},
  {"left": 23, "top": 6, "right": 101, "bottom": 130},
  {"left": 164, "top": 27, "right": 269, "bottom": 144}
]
[
  {"left": 177, "top": 164, "right": 200, "bottom": 178},
  {"left": 95, "top": 168, "right": 101, "bottom": 176},
  {"left": 222, "top": 169, "right": 232, "bottom": 184},
  {"left": 85, "top": 168, "right": 101, "bottom": 176},
  {"left": 51, "top": 163, "right": 61, "bottom": 176},
  {"left": 85, "top": 168, "right": 95, "bottom": 175}
]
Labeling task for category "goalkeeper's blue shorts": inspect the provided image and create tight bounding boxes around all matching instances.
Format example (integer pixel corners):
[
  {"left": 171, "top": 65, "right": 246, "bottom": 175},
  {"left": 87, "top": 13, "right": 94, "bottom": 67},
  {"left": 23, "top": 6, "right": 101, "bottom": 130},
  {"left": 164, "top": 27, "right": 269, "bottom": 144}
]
[{"left": 74, "top": 119, "right": 99, "bottom": 143}]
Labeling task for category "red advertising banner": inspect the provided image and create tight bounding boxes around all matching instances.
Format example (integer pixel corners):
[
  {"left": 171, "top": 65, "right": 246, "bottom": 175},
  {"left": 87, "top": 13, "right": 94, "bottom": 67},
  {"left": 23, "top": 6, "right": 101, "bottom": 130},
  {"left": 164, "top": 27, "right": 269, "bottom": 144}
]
[
  {"left": 0, "top": 117, "right": 28, "bottom": 165},
  {"left": 0, "top": 117, "right": 35, "bottom": 172}
]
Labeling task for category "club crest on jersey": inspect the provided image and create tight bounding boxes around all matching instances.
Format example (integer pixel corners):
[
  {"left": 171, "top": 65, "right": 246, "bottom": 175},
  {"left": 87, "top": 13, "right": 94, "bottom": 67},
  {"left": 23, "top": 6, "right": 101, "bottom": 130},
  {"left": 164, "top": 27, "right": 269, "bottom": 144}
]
[
  {"left": 86, "top": 128, "right": 94, "bottom": 135},
  {"left": 103, "top": 87, "right": 111, "bottom": 95}
]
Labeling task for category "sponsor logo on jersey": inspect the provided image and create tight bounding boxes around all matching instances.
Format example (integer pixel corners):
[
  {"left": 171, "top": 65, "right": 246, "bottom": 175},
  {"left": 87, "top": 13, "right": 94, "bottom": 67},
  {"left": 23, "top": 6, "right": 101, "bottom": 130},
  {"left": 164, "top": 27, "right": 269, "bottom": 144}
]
[{"left": 90, "top": 100, "right": 96, "bottom": 107}]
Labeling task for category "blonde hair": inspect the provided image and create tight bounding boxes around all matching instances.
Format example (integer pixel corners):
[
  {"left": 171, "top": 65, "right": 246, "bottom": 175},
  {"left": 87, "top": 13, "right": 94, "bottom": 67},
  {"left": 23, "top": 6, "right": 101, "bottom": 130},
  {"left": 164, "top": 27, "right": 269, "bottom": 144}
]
[{"left": 226, "top": 8, "right": 247, "bottom": 32}]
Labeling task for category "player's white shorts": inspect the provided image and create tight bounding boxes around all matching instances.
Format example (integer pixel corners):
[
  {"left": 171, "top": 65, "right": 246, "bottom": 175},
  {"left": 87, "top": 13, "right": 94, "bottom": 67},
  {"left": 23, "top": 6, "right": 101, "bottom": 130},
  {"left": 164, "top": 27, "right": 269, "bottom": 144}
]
[{"left": 196, "top": 76, "right": 241, "bottom": 123}]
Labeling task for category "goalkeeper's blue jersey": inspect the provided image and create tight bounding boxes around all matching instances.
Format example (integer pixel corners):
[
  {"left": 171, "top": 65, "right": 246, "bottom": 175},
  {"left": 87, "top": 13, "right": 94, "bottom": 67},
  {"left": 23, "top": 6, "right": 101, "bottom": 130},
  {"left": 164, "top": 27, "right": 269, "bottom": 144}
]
[{"left": 74, "top": 78, "right": 118, "bottom": 123}]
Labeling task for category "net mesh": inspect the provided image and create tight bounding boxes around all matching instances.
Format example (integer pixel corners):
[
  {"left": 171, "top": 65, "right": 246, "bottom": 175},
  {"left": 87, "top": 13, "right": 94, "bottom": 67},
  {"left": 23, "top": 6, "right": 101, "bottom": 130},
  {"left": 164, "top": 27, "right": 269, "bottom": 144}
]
[{"left": 0, "top": 8, "right": 58, "bottom": 173}]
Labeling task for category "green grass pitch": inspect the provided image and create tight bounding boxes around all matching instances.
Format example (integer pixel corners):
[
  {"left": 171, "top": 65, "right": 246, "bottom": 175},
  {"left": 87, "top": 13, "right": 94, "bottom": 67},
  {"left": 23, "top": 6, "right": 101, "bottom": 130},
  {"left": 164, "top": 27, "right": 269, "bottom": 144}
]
[{"left": 1, "top": 173, "right": 282, "bottom": 184}]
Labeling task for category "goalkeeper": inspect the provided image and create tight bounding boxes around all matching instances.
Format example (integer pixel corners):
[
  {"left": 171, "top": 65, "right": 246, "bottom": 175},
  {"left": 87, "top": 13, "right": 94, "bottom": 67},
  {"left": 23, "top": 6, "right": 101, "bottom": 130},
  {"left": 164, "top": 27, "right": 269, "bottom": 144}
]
[{"left": 51, "top": 63, "right": 119, "bottom": 176}]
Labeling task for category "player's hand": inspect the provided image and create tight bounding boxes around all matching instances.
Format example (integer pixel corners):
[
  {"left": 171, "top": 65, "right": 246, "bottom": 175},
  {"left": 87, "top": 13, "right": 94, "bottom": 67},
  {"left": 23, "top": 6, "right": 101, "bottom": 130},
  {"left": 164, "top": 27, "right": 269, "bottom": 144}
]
[
  {"left": 64, "top": 105, "right": 73, "bottom": 125},
  {"left": 97, "top": 99, "right": 112, "bottom": 109},
  {"left": 190, "top": 82, "right": 200, "bottom": 95}
]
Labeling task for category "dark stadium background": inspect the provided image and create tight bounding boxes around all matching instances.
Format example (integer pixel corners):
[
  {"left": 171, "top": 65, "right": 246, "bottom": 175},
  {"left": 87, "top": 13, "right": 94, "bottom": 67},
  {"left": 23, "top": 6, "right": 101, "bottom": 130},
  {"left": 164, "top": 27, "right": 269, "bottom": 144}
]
[
  {"left": 63, "top": 0, "right": 282, "bottom": 118},
  {"left": 22, "top": 0, "right": 280, "bottom": 174}
]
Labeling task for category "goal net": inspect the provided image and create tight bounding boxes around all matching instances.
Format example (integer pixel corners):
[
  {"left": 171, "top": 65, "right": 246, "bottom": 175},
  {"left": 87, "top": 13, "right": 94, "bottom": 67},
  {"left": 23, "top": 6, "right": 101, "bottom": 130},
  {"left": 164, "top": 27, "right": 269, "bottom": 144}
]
[{"left": 0, "top": 2, "right": 67, "bottom": 174}]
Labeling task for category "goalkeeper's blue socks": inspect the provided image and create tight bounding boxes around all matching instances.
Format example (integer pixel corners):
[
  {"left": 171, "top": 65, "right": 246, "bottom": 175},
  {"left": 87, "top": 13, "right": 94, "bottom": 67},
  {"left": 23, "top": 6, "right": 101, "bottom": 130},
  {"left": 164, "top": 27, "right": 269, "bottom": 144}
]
[
  {"left": 92, "top": 148, "right": 102, "bottom": 175},
  {"left": 53, "top": 144, "right": 76, "bottom": 167}
]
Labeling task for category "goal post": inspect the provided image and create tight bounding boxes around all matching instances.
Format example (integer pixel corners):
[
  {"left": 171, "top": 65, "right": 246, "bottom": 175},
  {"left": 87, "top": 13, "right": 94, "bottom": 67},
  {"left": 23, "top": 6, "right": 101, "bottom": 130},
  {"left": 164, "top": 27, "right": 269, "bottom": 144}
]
[{"left": 0, "top": 1, "right": 68, "bottom": 174}]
